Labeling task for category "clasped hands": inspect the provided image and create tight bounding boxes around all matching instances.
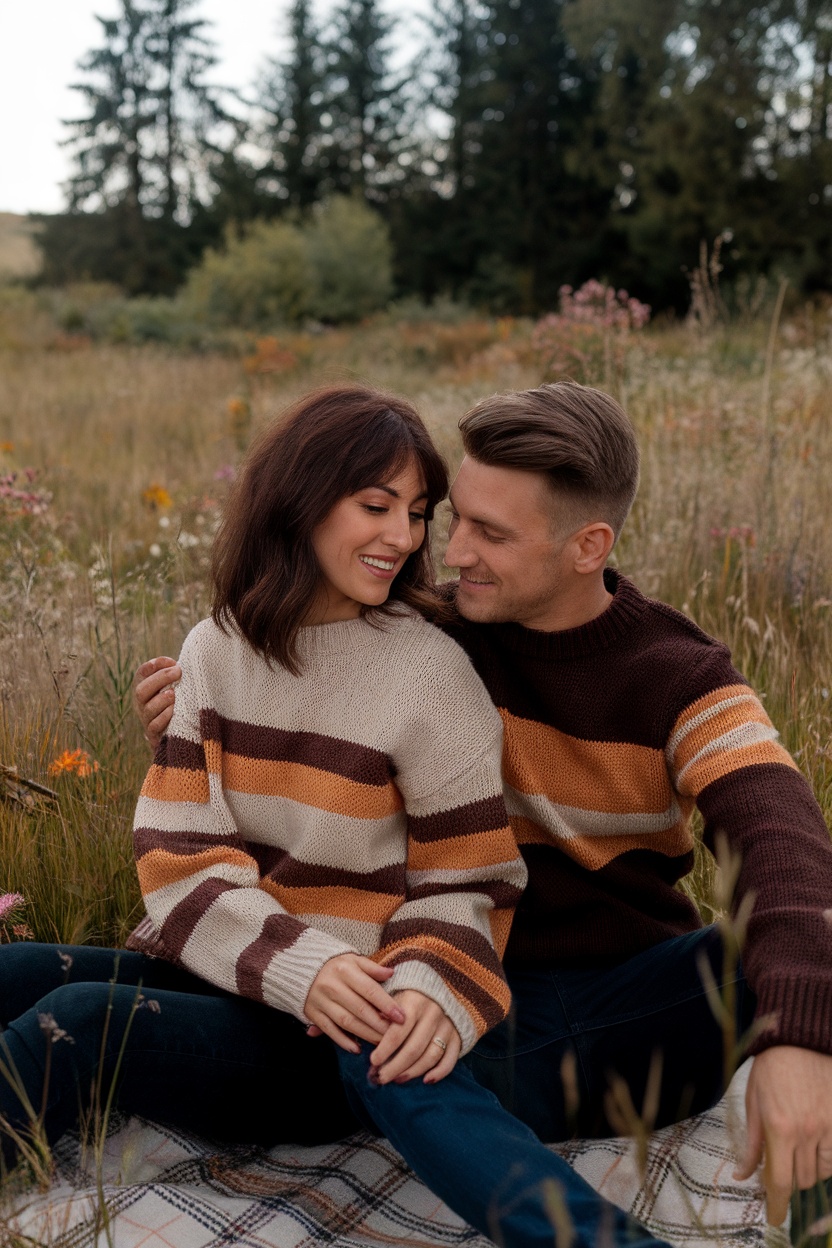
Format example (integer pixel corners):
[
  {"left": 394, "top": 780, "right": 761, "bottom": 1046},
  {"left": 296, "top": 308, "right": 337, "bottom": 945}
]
[{"left": 304, "top": 952, "right": 461, "bottom": 1084}]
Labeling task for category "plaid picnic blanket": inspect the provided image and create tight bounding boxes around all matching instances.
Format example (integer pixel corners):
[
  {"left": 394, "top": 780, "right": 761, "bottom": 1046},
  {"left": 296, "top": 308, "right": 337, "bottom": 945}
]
[{"left": 8, "top": 1060, "right": 782, "bottom": 1248}]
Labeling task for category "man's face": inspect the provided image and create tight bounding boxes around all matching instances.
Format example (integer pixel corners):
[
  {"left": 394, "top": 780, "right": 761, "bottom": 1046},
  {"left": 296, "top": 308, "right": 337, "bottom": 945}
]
[{"left": 444, "top": 456, "right": 576, "bottom": 628}]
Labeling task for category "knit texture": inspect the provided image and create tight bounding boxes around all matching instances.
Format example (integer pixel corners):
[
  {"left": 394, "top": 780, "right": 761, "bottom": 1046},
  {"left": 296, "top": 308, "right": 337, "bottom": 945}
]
[
  {"left": 444, "top": 570, "right": 832, "bottom": 1056},
  {"left": 131, "top": 610, "right": 525, "bottom": 1054}
]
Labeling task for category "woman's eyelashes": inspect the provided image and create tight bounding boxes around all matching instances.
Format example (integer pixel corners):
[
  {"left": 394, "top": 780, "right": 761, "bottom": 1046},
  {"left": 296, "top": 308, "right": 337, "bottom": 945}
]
[{"left": 362, "top": 503, "right": 426, "bottom": 523}]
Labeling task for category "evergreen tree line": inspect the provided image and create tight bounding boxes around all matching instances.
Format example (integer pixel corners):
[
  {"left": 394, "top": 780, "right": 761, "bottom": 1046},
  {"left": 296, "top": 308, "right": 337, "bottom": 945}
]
[{"left": 38, "top": 0, "right": 832, "bottom": 312}]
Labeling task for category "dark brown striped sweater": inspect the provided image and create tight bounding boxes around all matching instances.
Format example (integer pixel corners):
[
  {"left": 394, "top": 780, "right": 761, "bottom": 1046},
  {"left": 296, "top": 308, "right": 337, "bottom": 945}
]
[
  {"left": 444, "top": 570, "right": 832, "bottom": 1055},
  {"left": 131, "top": 610, "right": 526, "bottom": 1054}
]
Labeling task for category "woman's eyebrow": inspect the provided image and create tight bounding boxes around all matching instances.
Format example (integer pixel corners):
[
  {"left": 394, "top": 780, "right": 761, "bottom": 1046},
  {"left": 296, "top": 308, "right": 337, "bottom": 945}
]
[{"left": 366, "top": 484, "right": 429, "bottom": 501}]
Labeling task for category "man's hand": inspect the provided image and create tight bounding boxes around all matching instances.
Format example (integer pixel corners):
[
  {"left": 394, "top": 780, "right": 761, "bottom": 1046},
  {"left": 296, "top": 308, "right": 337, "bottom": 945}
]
[
  {"left": 134, "top": 657, "right": 180, "bottom": 750},
  {"left": 370, "top": 989, "right": 461, "bottom": 1085},
  {"left": 304, "top": 954, "right": 406, "bottom": 1054},
  {"left": 734, "top": 1045, "right": 832, "bottom": 1226}
]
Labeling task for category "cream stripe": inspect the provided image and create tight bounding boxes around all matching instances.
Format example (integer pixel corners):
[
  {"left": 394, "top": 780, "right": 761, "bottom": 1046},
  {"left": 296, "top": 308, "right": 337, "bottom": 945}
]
[
  {"left": 389, "top": 895, "right": 496, "bottom": 944},
  {"left": 134, "top": 794, "right": 214, "bottom": 834},
  {"left": 674, "top": 722, "right": 780, "bottom": 787},
  {"left": 224, "top": 790, "right": 406, "bottom": 872},
  {"left": 666, "top": 692, "right": 763, "bottom": 758},
  {"left": 503, "top": 785, "right": 682, "bottom": 840},
  {"left": 143, "top": 861, "right": 256, "bottom": 924},
  {"left": 406, "top": 862, "right": 524, "bottom": 889},
  {"left": 182, "top": 890, "right": 290, "bottom": 994},
  {"left": 294, "top": 912, "right": 383, "bottom": 953},
  {"left": 387, "top": 960, "right": 478, "bottom": 1054}
]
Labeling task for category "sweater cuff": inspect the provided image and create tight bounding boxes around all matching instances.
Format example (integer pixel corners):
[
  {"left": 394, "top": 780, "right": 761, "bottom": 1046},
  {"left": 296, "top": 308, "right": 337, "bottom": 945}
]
[
  {"left": 746, "top": 977, "right": 832, "bottom": 1056},
  {"left": 260, "top": 928, "right": 355, "bottom": 1022},
  {"left": 388, "top": 959, "right": 479, "bottom": 1055}
]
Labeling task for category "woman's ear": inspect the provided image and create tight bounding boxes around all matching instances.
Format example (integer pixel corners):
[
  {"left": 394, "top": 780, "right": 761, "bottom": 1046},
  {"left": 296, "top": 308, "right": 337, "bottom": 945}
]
[{"left": 573, "top": 521, "right": 616, "bottom": 574}]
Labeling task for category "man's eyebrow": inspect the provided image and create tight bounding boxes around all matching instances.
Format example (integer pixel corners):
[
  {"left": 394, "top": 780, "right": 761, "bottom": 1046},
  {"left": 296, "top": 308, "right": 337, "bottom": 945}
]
[{"left": 447, "top": 493, "right": 518, "bottom": 536}]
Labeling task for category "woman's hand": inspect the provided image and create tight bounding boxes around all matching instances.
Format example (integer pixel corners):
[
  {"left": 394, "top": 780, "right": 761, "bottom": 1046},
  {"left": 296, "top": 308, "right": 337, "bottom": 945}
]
[
  {"left": 305, "top": 954, "right": 407, "bottom": 1053},
  {"left": 370, "top": 989, "right": 461, "bottom": 1085},
  {"left": 134, "top": 657, "right": 180, "bottom": 750}
]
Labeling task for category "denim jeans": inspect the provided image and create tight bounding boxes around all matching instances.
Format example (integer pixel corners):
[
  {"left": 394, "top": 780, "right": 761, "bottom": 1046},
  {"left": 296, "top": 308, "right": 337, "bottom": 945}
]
[
  {"left": 336, "top": 926, "right": 751, "bottom": 1248},
  {"left": 0, "top": 928, "right": 750, "bottom": 1247},
  {"left": 468, "top": 925, "right": 756, "bottom": 1144},
  {"left": 0, "top": 943, "right": 357, "bottom": 1154}
]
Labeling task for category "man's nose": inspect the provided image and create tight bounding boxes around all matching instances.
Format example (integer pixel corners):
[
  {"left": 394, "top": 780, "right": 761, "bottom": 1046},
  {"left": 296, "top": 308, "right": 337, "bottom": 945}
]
[{"left": 444, "top": 525, "right": 471, "bottom": 567}]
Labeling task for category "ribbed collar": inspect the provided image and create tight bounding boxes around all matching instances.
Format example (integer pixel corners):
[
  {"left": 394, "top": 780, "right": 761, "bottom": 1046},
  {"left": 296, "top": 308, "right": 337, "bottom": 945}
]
[
  {"left": 296, "top": 607, "right": 414, "bottom": 659},
  {"left": 470, "top": 568, "right": 648, "bottom": 661}
]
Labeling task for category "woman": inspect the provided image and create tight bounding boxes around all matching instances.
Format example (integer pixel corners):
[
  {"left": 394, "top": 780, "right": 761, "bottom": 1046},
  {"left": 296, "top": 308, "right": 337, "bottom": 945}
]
[{"left": 0, "top": 387, "right": 666, "bottom": 1248}]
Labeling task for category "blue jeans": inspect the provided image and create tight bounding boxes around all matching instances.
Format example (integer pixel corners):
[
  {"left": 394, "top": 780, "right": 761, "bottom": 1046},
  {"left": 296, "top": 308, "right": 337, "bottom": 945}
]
[
  {"left": 469, "top": 925, "right": 756, "bottom": 1143},
  {"left": 338, "top": 926, "right": 753, "bottom": 1248},
  {"left": 0, "top": 943, "right": 357, "bottom": 1155},
  {"left": 0, "top": 928, "right": 750, "bottom": 1247},
  {"left": 338, "top": 1046, "right": 673, "bottom": 1247}
]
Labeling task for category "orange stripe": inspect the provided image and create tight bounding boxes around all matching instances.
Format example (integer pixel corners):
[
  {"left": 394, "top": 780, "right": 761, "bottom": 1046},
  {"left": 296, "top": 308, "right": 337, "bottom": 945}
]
[
  {"left": 509, "top": 814, "right": 695, "bottom": 870},
  {"left": 671, "top": 702, "right": 773, "bottom": 773},
  {"left": 378, "top": 934, "right": 508, "bottom": 1010},
  {"left": 678, "top": 741, "right": 798, "bottom": 796},
  {"left": 500, "top": 709, "right": 672, "bottom": 815},
  {"left": 137, "top": 846, "right": 252, "bottom": 893},
  {"left": 406, "top": 826, "right": 517, "bottom": 872},
  {"left": 258, "top": 879, "right": 398, "bottom": 923},
  {"left": 141, "top": 765, "right": 210, "bottom": 804},
  {"left": 221, "top": 755, "right": 403, "bottom": 819},
  {"left": 670, "top": 684, "right": 753, "bottom": 733}
]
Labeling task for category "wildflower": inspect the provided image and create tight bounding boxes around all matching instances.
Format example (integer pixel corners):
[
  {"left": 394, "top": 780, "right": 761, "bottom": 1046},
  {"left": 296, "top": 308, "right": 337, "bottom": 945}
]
[
  {"left": 142, "top": 483, "right": 173, "bottom": 510},
  {"left": 48, "top": 748, "right": 100, "bottom": 778},
  {"left": 214, "top": 464, "right": 236, "bottom": 482},
  {"left": 37, "top": 1013, "right": 74, "bottom": 1044},
  {"left": 158, "top": 515, "right": 171, "bottom": 530},
  {"left": 0, "top": 441, "right": 13, "bottom": 453},
  {"left": 148, "top": 543, "right": 162, "bottom": 558},
  {"left": 0, "top": 892, "right": 25, "bottom": 920}
]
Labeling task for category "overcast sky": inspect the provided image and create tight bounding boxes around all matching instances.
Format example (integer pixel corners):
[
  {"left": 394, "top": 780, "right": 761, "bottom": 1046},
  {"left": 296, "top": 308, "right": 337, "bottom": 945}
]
[{"left": 0, "top": 1, "right": 424, "bottom": 215}]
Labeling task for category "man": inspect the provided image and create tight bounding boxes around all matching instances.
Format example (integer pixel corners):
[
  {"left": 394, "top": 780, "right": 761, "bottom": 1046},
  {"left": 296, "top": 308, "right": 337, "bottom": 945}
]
[{"left": 136, "top": 381, "right": 832, "bottom": 1232}]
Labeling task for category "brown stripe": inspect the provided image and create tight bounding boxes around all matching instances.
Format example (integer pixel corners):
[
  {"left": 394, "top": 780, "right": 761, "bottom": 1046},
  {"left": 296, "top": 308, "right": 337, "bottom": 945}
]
[
  {"left": 406, "top": 879, "right": 524, "bottom": 908},
  {"left": 159, "top": 878, "right": 238, "bottom": 959},
  {"left": 381, "top": 945, "right": 506, "bottom": 1031},
  {"left": 380, "top": 917, "right": 506, "bottom": 985},
  {"left": 408, "top": 795, "right": 508, "bottom": 843},
  {"left": 134, "top": 827, "right": 247, "bottom": 860},
  {"left": 235, "top": 913, "right": 307, "bottom": 1001},
  {"left": 264, "top": 856, "right": 405, "bottom": 894},
  {"left": 154, "top": 734, "right": 205, "bottom": 772},
  {"left": 200, "top": 711, "right": 392, "bottom": 787}
]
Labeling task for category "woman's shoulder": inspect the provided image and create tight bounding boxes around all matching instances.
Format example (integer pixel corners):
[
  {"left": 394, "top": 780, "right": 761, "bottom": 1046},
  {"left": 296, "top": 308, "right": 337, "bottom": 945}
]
[{"left": 376, "top": 608, "right": 475, "bottom": 670}]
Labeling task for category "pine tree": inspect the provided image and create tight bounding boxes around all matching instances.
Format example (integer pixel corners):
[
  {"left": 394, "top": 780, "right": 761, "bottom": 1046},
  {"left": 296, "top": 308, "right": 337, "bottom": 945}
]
[
  {"left": 261, "top": 0, "right": 328, "bottom": 209},
  {"left": 323, "top": 0, "right": 410, "bottom": 200}
]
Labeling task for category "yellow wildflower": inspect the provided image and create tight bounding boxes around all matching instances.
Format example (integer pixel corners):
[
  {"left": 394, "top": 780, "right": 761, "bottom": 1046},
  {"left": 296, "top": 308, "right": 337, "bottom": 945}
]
[{"left": 142, "top": 483, "right": 173, "bottom": 510}]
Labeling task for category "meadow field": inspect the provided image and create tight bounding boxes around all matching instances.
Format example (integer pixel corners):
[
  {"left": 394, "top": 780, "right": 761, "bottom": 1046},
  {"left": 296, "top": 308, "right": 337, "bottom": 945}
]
[{"left": 0, "top": 280, "right": 831, "bottom": 951}]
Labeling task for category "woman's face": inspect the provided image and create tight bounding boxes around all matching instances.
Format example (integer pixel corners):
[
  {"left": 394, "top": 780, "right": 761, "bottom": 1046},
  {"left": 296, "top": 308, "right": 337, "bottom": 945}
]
[{"left": 309, "top": 458, "right": 429, "bottom": 624}]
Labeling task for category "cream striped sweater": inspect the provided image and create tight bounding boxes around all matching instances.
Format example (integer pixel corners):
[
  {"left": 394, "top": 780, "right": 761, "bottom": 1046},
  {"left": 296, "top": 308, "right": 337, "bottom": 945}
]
[{"left": 131, "top": 610, "right": 526, "bottom": 1053}]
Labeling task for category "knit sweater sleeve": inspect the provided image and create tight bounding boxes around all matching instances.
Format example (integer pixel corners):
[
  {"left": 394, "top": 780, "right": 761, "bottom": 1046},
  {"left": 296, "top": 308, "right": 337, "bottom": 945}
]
[
  {"left": 375, "top": 639, "right": 527, "bottom": 1055},
  {"left": 132, "top": 628, "right": 355, "bottom": 1020},
  {"left": 666, "top": 642, "right": 832, "bottom": 1055}
]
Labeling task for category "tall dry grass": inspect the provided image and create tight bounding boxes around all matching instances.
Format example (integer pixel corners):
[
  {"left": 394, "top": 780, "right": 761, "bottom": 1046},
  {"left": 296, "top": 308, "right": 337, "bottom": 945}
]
[{"left": 0, "top": 288, "right": 830, "bottom": 939}]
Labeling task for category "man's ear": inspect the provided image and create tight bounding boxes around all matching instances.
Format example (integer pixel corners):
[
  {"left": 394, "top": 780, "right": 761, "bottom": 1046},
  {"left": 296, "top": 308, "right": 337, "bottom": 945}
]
[{"left": 572, "top": 522, "right": 615, "bottom": 574}]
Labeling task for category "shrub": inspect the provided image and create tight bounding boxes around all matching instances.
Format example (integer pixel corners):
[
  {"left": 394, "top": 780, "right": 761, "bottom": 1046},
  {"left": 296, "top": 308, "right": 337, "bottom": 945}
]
[
  {"left": 183, "top": 219, "right": 310, "bottom": 327},
  {"left": 305, "top": 196, "right": 393, "bottom": 323},
  {"left": 182, "top": 198, "right": 393, "bottom": 328}
]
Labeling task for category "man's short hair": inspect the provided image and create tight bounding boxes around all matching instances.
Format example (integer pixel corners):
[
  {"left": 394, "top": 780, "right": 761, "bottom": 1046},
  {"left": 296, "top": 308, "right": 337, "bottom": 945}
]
[{"left": 458, "top": 381, "right": 640, "bottom": 538}]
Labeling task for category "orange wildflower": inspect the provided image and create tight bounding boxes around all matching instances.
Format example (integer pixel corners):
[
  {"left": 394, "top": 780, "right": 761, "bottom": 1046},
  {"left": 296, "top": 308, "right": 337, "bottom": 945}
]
[
  {"left": 142, "top": 483, "right": 173, "bottom": 510},
  {"left": 48, "top": 749, "right": 100, "bottom": 778},
  {"left": 0, "top": 442, "right": 13, "bottom": 454}
]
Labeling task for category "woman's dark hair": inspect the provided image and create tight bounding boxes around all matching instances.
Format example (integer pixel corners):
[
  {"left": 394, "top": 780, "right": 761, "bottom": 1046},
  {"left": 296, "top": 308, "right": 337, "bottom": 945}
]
[{"left": 212, "top": 385, "right": 449, "bottom": 673}]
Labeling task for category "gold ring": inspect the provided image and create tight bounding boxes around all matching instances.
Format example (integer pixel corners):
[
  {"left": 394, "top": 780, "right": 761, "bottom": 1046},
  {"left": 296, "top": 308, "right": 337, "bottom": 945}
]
[{"left": 432, "top": 1036, "right": 447, "bottom": 1052}]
